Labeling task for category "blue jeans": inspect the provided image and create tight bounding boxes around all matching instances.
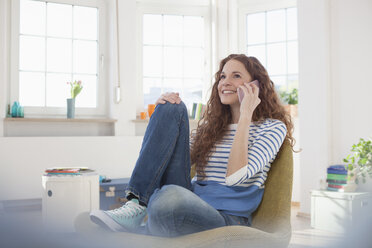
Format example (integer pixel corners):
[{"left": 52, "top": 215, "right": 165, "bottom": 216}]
[{"left": 126, "top": 102, "right": 250, "bottom": 237}]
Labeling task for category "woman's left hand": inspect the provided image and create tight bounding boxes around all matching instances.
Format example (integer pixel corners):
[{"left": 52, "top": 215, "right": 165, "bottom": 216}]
[{"left": 238, "top": 82, "right": 261, "bottom": 117}]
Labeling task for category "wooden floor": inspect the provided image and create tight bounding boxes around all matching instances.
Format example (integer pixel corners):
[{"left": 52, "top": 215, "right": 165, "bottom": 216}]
[
  {"left": 289, "top": 205, "right": 342, "bottom": 248},
  {"left": 0, "top": 204, "right": 349, "bottom": 247}
]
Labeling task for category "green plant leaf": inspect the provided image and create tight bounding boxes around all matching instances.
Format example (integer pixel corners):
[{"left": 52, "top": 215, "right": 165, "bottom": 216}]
[
  {"left": 359, "top": 158, "right": 367, "bottom": 165},
  {"left": 343, "top": 137, "right": 372, "bottom": 183}
]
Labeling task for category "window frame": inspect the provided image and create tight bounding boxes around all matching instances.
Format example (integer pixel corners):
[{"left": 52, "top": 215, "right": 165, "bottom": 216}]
[
  {"left": 238, "top": 0, "right": 297, "bottom": 90},
  {"left": 10, "top": 0, "right": 108, "bottom": 117},
  {"left": 136, "top": 2, "right": 212, "bottom": 114}
]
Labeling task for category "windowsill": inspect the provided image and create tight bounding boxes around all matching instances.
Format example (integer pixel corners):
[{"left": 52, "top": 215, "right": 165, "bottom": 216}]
[
  {"left": 3, "top": 117, "right": 117, "bottom": 137},
  {"left": 131, "top": 118, "right": 200, "bottom": 136},
  {"left": 4, "top": 117, "right": 117, "bottom": 123},
  {"left": 131, "top": 119, "right": 199, "bottom": 124}
]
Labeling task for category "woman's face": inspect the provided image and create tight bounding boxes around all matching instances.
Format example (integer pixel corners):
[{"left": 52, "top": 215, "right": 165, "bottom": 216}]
[{"left": 217, "top": 59, "right": 253, "bottom": 105}]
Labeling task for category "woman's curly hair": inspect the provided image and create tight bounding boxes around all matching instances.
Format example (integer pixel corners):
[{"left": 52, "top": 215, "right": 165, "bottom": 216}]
[{"left": 190, "top": 54, "right": 296, "bottom": 177}]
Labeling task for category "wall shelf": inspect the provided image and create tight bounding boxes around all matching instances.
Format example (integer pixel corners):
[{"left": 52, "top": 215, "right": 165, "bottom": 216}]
[
  {"left": 131, "top": 118, "right": 200, "bottom": 124},
  {"left": 131, "top": 118, "right": 200, "bottom": 136},
  {"left": 4, "top": 117, "right": 117, "bottom": 123},
  {"left": 3, "top": 117, "right": 117, "bottom": 137}
]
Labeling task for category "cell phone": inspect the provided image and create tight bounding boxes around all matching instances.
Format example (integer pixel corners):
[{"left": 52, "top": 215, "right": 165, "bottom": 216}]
[{"left": 238, "top": 80, "right": 260, "bottom": 103}]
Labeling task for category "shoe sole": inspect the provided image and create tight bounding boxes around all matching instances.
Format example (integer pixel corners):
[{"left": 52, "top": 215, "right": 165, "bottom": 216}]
[{"left": 90, "top": 210, "right": 125, "bottom": 232}]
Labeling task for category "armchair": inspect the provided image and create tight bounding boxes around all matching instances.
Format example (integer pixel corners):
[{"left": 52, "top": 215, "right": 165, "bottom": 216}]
[{"left": 75, "top": 141, "right": 293, "bottom": 248}]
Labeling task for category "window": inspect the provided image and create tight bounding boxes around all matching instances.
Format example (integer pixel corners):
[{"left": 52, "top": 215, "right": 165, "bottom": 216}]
[
  {"left": 139, "top": 6, "right": 211, "bottom": 112},
  {"left": 11, "top": 0, "right": 107, "bottom": 116},
  {"left": 244, "top": 7, "right": 298, "bottom": 91}
]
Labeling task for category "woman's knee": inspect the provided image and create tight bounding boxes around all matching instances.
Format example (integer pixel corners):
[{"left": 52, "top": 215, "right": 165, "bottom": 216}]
[
  {"left": 148, "top": 185, "right": 190, "bottom": 215},
  {"left": 147, "top": 185, "right": 192, "bottom": 236},
  {"left": 155, "top": 102, "right": 187, "bottom": 119}
]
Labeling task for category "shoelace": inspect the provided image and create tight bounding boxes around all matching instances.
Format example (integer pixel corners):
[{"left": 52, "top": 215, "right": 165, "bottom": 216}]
[{"left": 109, "top": 201, "right": 145, "bottom": 219}]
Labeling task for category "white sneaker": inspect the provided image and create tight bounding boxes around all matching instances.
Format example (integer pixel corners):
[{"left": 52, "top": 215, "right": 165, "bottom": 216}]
[{"left": 90, "top": 199, "right": 147, "bottom": 232}]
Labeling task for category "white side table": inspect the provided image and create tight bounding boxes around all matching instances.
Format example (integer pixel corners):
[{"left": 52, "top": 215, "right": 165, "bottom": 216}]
[
  {"left": 42, "top": 173, "right": 99, "bottom": 232},
  {"left": 311, "top": 190, "right": 372, "bottom": 233}
]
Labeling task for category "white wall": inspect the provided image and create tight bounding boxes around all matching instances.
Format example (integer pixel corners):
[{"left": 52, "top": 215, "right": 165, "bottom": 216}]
[
  {"left": 297, "top": 0, "right": 332, "bottom": 214},
  {"left": 0, "top": 0, "right": 10, "bottom": 136},
  {"left": 298, "top": 0, "right": 372, "bottom": 214},
  {"left": 111, "top": 0, "right": 137, "bottom": 136},
  {"left": 330, "top": 0, "right": 372, "bottom": 164},
  {"left": 0, "top": 136, "right": 143, "bottom": 201}
]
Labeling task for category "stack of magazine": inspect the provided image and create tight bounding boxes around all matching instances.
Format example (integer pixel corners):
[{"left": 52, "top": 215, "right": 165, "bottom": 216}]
[
  {"left": 326, "top": 165, "right": 348, "bottom": 192},
  {"left": 45, "top": 167, "right": 94, "bottom": 176}
]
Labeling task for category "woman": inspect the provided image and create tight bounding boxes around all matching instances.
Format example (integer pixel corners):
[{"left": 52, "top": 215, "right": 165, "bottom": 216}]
[{"left": 90, "top": 54, "right": 295, "bottom": 237}]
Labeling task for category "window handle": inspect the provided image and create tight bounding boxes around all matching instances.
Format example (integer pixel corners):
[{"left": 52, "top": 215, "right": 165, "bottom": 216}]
[{"left": 100, "top": 54, "right": 104, "bottom": 67}]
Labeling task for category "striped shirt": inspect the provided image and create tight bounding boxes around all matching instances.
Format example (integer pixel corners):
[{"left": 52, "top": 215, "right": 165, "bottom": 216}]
[{"left": 191, "top": 118, "right": 287, "bottom": 218}]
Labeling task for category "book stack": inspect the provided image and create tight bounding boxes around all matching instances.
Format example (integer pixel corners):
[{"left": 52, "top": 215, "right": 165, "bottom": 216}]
[
  {"left": 45, "top": 167, "right": 94, "bottom": 176},
  {"left": 191, "top": 103, "right": 206, "bottom": 120},
  {"left": 326, "top": 165, "right": 348, "bottom": 192}
]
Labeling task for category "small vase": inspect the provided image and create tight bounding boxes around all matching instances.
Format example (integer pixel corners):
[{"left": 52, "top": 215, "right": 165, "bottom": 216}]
[
  {"left": 344, "top": 181, "right": 358, "bottom": 192},
  {"left": 17, "top": 105, "right": 24, "bottom": 118},
  {"left": 345, "top": 168, "right": 358, "bottom": 192},
  {"left": 67, "top": 98, "right": 75, "bottom": 119},
  {"left": 11, "top": 101, "right": 19, "bottom": 117}
]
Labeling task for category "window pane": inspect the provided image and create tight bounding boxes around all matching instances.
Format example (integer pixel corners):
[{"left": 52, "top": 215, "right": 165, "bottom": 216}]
[
  {"left": 47, "top": 38, "right": 72, "bottom": 73},
  {"left": 287, "top": 8, "right": 297, "bottom": 40},
  {"left": 142, "top": 13, "right": 206, "bottom": 110},
  {"left": 164, "top": 47, "right": 182, "bottom": 77},
  {"left": 184, "top": 16, "right": 204, "bottom": 47},
  {"left": 245, "top": 8, "right": 298, "bottom": 94},
  {"left": 46, "top": 73, "right": 70, "bottom": 107},
  {"left": 163, "top": 78, "right": 182, "bottom": 94},
  {"left": 143, "top": 46, "right": 162, "bottom": 77},
  {"left": 183, "top": 48, "right": 204, "bottom": 78},
  {"left": 163, "top": 15, "right": 183, "bottom": 46},
  {"left": 288, "top": 74, "right": 298, "bottom": 89},
  {"left": 183, "top": 78, "right": 203, "bottom": 109},
  {"left": 73, "top": 74, "right": 97, "bottom": 108},
  {"left": 73, "top": 40, "right": 97, "bottom": 74},
  {"left": 287, "top": 41, "right": 298, "bottom": 74},
  {"left": 143, "top": 14, "right": 162, "bottom": 45},
  {"left": 247, "top": 45, "right": 266, "bottom": 67},
  {"left": 47, "top": 2, "right": 72, "bottom": 38},
  {"left": 73, "top": 6, "right": 97, "bottom": 40},
  {"left": 247, "top": 13, "right": 265, "bottom": 45},
  {"left": 267, "top": 9, "right": 286, "bottom": 42},
  {"left": 267, "top": 43, "right": 286, "bottom": 75},
  {"left": 184, "top": 78, "right": 203, "bottom": 90},
  {"left": 20, "top": 0, "right": 45, "bottom": 36},
  {"left": 19, "top": 72, "right": 45, "bottom": 106},
  {"left": 19, "top": 35, "right": 45, "bottom": 71},
  {"left": 143, "top": 77, "right": 162, "bottom": 106},
  {"left": 271, "top": 75, "right": 286, "bottom": 92}
]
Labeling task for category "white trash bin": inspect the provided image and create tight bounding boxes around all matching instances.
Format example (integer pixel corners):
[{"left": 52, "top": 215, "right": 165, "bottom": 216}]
[{"left": 42, "top": 173, "right": 99, "bottom": 232}]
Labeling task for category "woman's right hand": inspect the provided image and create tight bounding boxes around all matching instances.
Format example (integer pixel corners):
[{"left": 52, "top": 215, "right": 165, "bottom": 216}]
[{"left": 155, "top": 92, "right": 182, "bottom": 105}]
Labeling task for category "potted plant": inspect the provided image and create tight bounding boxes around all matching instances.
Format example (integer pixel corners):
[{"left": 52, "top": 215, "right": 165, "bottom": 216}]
[
  {"left": 66, "top": 80, "right": 83, "bottom": 119},
  {"left": 279, "top": 88, "right": 298, "bottom": 117},
  {"left": 343, "top": 138, "right": 372, "bottom": 191}
]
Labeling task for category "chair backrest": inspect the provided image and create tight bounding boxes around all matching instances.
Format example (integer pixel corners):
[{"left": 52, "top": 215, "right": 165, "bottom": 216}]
[
  {"left": 190, "top": 140, "right": 293, "bottom": 234},
  {"left": 251, "top": 140, "right": 293, "bottom": 233}
]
